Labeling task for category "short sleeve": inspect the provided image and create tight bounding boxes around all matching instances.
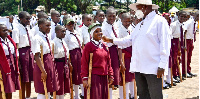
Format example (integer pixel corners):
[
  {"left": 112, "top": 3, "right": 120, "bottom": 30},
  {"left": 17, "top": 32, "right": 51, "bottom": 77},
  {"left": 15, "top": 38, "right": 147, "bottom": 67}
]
[
  {"left": 31, "top": 37, "right": 40, "bottom": 55},
  {"left": 12, "top": 29, "right": 19, "bottom": 44}
]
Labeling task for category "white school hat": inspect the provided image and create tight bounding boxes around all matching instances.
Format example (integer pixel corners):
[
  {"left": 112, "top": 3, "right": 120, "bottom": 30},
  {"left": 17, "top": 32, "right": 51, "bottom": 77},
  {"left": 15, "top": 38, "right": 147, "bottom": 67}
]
[{"left": 128, "top": 0, "right": 159, "bottom": 11}]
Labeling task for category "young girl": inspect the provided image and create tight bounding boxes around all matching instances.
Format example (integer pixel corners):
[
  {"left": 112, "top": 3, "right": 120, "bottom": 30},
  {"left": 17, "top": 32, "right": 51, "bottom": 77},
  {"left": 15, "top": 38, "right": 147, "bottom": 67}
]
[
  {"left": 53, "top": 25, "right": 71, "bottom": 99},
  {"left": 63, "top": 19, "right": 84, "bottom": 99},
  {"left": 0, "top": 24, "right": 21, "bottom": 99},
  {"left": 81, "top": 23, "right": 114, "bottom": 99},
  {"left": 31, "top": 18, "right": 59, "bottom": 99}
]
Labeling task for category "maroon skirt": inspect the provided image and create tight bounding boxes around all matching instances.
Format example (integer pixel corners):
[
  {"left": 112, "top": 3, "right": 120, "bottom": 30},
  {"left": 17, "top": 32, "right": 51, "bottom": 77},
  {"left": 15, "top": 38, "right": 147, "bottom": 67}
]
[
  {"left": 69, "top": 48, "right": 82, "bottom": 85},
  {"left": 84, "top": 74, "right": 108, "bottom": 99},
  {"left": 33, "top": 53, "right": 59, "bottom": 93},
  {"left": 0, "top": 55, "right": 21, "bottom": 93},
  {"left": 18, "top": 46, "right": 34, "bottom": 82},
  {"left": 109, "top": 45, "right": 120, "bottom": 85},
  {"left": 54, "top": 58, "right": 70, "bottom": 95}
]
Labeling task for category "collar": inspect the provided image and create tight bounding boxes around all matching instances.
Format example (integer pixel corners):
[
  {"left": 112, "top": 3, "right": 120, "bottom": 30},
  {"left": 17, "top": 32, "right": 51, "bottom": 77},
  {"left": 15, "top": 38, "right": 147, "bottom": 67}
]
[
  {"left": 0, "top": 37, "right": 9, "bottom": 44},
  {"left": 54, "top": 37, "right": 63, "bottom": 43},
  {"left": 91, "top": 39, "right": 100, "bottom": 45},
  {"left": 120, "top": 24, "right": 128, "bottom": 32},
  {"left": 91, "top": 39, "right": 103, "bottom": 48},
  {"left": 51, "top": 21, "right": 56, "bottom": 26},
  {"left": 38, "top": 31, "right": 47, "bottom": 38},
  {"left": 82, "top": 24, "right": 89, "bottom": 29},
  {"left": 18, "top": 23, "right": 26, "bottom": 30},
  {"left": 145, "top": 11, "right": 156, "bottom": 20},
  {"left": 105, "top": 21, "right": 113, "bottom": 28}
]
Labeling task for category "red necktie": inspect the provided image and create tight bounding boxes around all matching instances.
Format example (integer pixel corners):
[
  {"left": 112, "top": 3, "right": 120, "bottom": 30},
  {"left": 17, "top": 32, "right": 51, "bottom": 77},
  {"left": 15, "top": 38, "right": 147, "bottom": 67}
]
[
  {"left": 5, "top": 41, "right": 15, "bottom": 68},
  {"left": 128, "top": 30, "right": 130, "bottom": 35},
  {"left": 25, "top": 28, "right": 31, "bottom": 47},
  {"left": 45, "top": 35, "right": 53, "bottom": 57},
  {"left": 194, "top": 23, "right": 196, "bottom": 42},
  {"left": 180, "top": 25, "right": 184, "bottom": 48},
  {"left": 112, "top": 26, "right": 118, "bottom": 38},
  {"left": 61, "top": 41, "right": 68, "bottom": 65},
  {"left": 70, "top": 33, "right": 83, "bottom": 52}
]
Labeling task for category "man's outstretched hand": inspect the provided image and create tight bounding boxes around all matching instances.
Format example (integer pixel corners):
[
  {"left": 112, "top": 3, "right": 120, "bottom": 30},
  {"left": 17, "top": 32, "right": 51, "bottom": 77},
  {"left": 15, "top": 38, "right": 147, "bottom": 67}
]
[{"left": 102, "top": 36, "right": 113, "bottom": 43}]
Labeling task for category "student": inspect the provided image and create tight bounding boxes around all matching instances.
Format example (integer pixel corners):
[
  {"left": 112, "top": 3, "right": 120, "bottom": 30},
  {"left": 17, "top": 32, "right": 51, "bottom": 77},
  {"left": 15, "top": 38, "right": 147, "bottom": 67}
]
[
  {"left": 32, "top": 18, "right": 59, "bottom": 99},
  {"left": 63, "top": 19, "right": 84, "bottom": 99},
  {"left": 94, "top": 10, "right": 105, "bottom": 25},
  {"left": 50, "top": 10, "right": 60, "bottom": 40},
  {"left": 6, "top": 15, "right": 14, "bottom": 38},
  {"left": 81, "top": 23, "right": 114, "bottom": 99},
  {"left": 102, "top": 8, "right": 121, "bottom": 99},
  {"left": 30, "top": 12, "right": 48, "bottom": 36},
  {"left": 0, "top": 24, "right": 21, "bottom": 99},
  {"left": 118, "top": 13, "right": 135, "bottom": 99},
  {"left": 80, "top": 14, "right": 92, "bottom": 45},
  {"left": 170, "top": 11, "right": 191, "bottom": 81},
  {"left": 53, "top": 25, "right": 71, "bottom": 99},
  {"left": 12, "top": 11, "right": 33, "bottom": 99},
  {"left": 184, "top": 11, "right": 199, "bottom": 77}
]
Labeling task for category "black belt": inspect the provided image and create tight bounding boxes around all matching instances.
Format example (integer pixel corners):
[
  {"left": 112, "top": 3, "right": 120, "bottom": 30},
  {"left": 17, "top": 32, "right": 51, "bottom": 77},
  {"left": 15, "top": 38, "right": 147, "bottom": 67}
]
[{"left": 54, "top": 58, "right": 65, "bottom": 62}]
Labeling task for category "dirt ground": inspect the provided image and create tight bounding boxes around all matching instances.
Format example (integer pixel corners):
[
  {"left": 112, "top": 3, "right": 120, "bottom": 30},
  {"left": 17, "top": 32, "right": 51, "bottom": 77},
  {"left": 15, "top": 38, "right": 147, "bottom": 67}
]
[{"left": 12, "top": 34, "right": 199, "bottom": 99}]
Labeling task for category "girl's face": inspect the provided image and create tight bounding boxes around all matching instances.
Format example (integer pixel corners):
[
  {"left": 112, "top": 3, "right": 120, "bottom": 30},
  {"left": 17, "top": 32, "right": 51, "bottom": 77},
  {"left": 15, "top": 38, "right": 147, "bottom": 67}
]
[
  {"left": 96, "top": 12, "right": 105, "bottom": 23},
  {"left": 93, "top": 28, "right": 103, "bottom": 41},
  {"left": 0, "top": 25, "right": 9, "bottom": 39},
  {"left": 57, "top": 27, "right": 66, "bottom": 39},
  {"left": 39, "top": 21, "right": 51, "bottom": 34},
  {"left": 66, "top": 22, "right": 75, "bottom": 31},
  {"left": 106, "top": 11, "right": 116, "bottom": 25}
]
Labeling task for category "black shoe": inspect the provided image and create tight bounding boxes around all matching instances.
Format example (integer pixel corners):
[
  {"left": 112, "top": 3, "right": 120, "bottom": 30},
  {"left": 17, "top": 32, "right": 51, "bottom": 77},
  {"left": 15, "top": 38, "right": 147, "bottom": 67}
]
[
  {"left": 163, "top": 84, "right": 169, "bottom": 89},
  {"left": 188, "top": 72, "right": 197, "bottom": 77},
  {"left": 130, "top": 97, "right": 134, "bottom": 99},
  {"left": 173, "top": 82, "right": 177, "bottom": 86},
  {"left": 173, "top": 77, "right": 180, "bottom": 83},
  {"left": 80, "top": 94, "right": 84, "bottom": 99},
  {"left": 182, "top": 76, "right": 186, "bottom": 80},
  {"left": 165, "top": 82, "right": 172, "bottom": 88},
  {"left": 183, "top": 74, "right": 192, "bottom": 78}
]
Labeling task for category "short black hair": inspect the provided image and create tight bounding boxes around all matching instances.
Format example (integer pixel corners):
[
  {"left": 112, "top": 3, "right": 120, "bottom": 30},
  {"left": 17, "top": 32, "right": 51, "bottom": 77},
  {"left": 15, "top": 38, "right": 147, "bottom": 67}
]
[
  {"left": 9, "top": 15, "right": 13, "bottom": 19},
  {"left": 122, "top": 13, "right": 131, "bottom": 20},
  {"left": 55, "top": 25, "right": 64, "bottom": 32},
  {"left": 18, "top": 11, "right": 29, "bottom": 19},
  {"left": 178, "top": 11, "right": 188, "bottom": 16},
  {"left": 51, "top": 10, "right": 60, "bottom": 16},
  {"left": 82, "top": 14, "right": 91, "bottom": 20},
  {"left": 37, "top": 12, "right": 48, "bottom": 19},
  {"left": 106, "top": 8, "right": 116, "bottom": 15},
  {"left": 38, "top": 18, "right": 50, "bottom": 26},
  {"left": 96, "top": 10, "right": 104, "bottom": 16},
  {"left": 0, "top": 24, "right": 6, "bottom": 29}
]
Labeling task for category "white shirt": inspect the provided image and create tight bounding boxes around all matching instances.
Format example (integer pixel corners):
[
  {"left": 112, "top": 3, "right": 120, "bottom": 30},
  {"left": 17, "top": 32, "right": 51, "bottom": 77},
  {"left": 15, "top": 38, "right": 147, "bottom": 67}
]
[
  {"left": 102, "top": 21, "right": 119, "bottom": 47},
  {"left": 1, "top": 37, "right": 15, "bottom": 55},
  {"left": 53, "top": 37, "right": 69, "bottom": 58},
  {"left": 12, "top": 24, "right": 33, "bottom": 48},
  {"left": 170, "top": 20, "right": 187, "bottom": 40},
  {"left": 30, "top": 25, "right": 39, "bottom": 36},
  {"left": 50, "top": 21, "right": 59, "bottom": 40},
  {"left": 63, "top": 30, "right": 83, "bottom": 50},
  {"left": 31, "top": 31, "right": 53, "bottom": 55},
  {"left": 184, "top": 18, "right": 196, "bottom": 39},
  {"left": 80, "top": 24, "right": 90, "bottom": 45},
  {"left": 118, "top": 24, "right": 132, "bottom": 49},
  {"left": 129, "top": 23, "right": 136, "bottom": 33},
  {"left": 113, "top": 11, "right": 171, "bottom": 75}
]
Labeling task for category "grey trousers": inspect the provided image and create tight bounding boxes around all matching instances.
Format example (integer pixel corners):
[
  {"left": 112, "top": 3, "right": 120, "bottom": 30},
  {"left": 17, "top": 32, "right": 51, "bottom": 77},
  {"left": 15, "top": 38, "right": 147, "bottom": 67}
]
[{"left": 135, "top": 72, "right": 163, "bottom": 99}]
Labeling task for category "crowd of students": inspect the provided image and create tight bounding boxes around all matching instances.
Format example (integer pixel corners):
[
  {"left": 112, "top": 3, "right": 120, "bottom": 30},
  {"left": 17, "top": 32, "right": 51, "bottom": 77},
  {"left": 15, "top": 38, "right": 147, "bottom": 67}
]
[{"left": 0, "top": 1, "right": 199, "bottom": 99}]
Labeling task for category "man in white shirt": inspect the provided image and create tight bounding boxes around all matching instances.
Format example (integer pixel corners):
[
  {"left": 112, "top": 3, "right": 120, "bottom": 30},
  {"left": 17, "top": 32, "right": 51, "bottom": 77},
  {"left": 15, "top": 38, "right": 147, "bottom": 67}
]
[
  {"left": 6, "top": 15, "right": 14, "bottom": 37},
  {"left": 50, "top": 10, "right": 60, "bottom": 40},
  {"left": 103, "top": 0, "right": 171, "bottom": 98}
]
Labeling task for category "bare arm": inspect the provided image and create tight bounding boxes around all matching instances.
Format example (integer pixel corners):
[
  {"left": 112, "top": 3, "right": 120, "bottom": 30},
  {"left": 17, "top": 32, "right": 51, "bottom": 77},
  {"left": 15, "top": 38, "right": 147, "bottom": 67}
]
[{"left": 34, "top": 53, "right": 47, "bottom": 81}]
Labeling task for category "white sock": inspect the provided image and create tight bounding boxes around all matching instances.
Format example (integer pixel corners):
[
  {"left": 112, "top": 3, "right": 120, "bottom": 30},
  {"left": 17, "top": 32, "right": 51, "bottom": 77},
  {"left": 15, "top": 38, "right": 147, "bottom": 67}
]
[
  {"left": 129, "top": 81, "right": 134, "bottom": 98},
  {"left": 74, "top": 84, "right": 79, "bottom": 99},
  {"left": 125, "top": 83, "right": 129, "bottom": 99},
  {"left": 119, "top": 85, "right": 123, "bottom": 99},
  {"left": 60, "top": 95, "right": 64, "bottom": 99},
  {"left": 48, "top": 92, "right": 50, "bottom": 99},
  {"left": 163, "top": 78, "right": 167, "bottom": 87},
  {"left": 166, "top": 68, "right": 171, "bottom": 84},
  {"left": 56, "top": 95, "right": 60, "bottom": 99},
  {"left": 80, "top": 84, "right": 84, "bottom": 96},
  {"left": 37, "top": 94, "right": 45, "bottom": 99},
  {"left": 109, "top": 88, "right": 112, "bottom": 99}
]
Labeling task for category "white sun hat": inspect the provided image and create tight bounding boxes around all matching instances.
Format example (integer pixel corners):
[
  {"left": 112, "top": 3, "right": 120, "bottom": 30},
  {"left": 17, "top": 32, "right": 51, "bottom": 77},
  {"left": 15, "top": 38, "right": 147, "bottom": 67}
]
[{"left": 128, "top": 0, "right": 159, "bottom": 11}]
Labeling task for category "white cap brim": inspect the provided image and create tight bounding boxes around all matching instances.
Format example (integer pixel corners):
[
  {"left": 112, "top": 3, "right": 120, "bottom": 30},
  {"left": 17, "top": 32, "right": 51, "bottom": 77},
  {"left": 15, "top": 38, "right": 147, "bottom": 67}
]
[{"left": 129, "top": 3, "right": 159, "bottom": 11}]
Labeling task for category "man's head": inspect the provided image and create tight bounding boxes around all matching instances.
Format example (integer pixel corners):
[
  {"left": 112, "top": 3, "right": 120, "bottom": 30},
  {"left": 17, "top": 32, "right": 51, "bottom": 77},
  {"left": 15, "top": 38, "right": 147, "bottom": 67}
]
[
  {"left": 55, "top": 25, "right": 66, "bottom": 39},
  {"left": 82, "top": 14, "right": 92, "bottom": 27},
  {"left": 106, "top": 8, "right": 116, "bottom": 25},
  {"left": 9, "top": 15, "right": 14, "bottom": 23},
  {"left": 0, "top": 24, "right": 9, "bottom": 39},
  {"left": 178, "top": 11, "right": 188, "bottom": 23},
  {"left": 51, "top": 10, "right": 60, "bottom": 24},
  {"left": 37, "top": 12, "right": 48, "bottom": 20},
  {"left": 136, "top": 4, "right": 153, "bottom": 18},
  {"left": 95, "top": 10, "right": 105, "bottom": 24},
  {"left": 121, "top": 13, "right": 131, "bottom": 29},
  {"left": 38, "top": 18, "right": 51, "bottom": 34},
  {"left": 19, "top": 11, "right": 31, "bottom": 26}
]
